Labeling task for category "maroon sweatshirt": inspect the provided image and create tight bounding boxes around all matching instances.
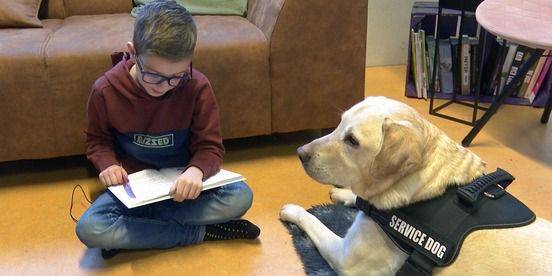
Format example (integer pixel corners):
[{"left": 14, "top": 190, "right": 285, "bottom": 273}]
[{"left": 85, "top": 52, "right": 224, "bottom": 178}]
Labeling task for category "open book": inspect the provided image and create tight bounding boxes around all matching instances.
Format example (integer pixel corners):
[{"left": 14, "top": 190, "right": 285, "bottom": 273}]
[{"left": 108, "top": 168, "right": 245, "bottom": 208}]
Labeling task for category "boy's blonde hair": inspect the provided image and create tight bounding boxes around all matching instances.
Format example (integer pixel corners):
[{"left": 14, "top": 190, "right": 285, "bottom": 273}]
[{"left": 133, "top": 0, "right": 197, "bottom": 61}]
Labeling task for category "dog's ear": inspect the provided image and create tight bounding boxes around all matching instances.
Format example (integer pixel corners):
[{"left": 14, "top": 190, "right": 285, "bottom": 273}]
[{"left": 370, "top": 117, "right": 424, "bottom": 179}]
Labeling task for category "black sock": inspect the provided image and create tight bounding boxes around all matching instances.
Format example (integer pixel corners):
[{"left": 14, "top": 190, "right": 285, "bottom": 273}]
[
  {"left": 204, "top": 219, "right": 260, "bottom": 241},
  {"left": 101, "top": 249, "right": 121, "bottom": 259}
]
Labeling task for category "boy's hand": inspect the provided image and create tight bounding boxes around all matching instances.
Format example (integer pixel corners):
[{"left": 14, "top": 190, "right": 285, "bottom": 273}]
[
  {"left": 170, "top": 166, "right": 204, "bottom": 202},
  {"left": 99, "top": 165, "right": 129, "bottom": 186}
]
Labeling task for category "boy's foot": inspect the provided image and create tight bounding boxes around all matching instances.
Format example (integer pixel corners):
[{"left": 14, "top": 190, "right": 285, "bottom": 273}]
[
  {"left": 101, "top": 249, "right": 121, "bottom": 259},
  {"left": 204, "top": 219, "right": 260, "bottom": 241}
]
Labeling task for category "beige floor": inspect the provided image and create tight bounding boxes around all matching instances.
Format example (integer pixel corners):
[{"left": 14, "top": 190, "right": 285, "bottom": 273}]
[{"left": 1, "top": 66, "right": 551, "bottom": 275}]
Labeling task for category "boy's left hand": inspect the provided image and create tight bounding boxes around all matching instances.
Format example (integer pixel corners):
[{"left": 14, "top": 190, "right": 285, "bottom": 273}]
[{"left": 170, "top": 166, "right": 204, "bottom": 202}]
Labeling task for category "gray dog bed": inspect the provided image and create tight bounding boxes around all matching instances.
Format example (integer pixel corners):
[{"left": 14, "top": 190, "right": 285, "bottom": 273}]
[{"left": 282, "top": 204, "right": 359, "bottom": 276}]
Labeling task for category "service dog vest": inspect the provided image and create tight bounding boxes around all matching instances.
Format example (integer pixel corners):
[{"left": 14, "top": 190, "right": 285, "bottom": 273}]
[{"left": 356, "top": 168, "right": 535, "bottom": 276}]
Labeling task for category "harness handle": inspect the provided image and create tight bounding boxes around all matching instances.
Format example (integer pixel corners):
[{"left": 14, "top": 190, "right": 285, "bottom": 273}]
[{"left": 456, "top": 168, "right": 514, "bottom": 207}]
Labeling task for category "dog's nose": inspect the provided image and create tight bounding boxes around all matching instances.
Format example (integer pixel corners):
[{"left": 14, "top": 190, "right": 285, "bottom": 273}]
[{"left": 297, "top": 146, "right": 311, "bottom": 163}]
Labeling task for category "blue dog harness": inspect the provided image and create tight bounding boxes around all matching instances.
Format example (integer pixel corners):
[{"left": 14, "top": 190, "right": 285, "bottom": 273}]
[{"left": 355, "top": 168, "right": 535, "bottom": 275}]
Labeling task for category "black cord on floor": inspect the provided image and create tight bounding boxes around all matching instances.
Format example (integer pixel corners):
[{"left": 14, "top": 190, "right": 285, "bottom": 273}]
[{"left": 70, "top": 184, "right": 92, "bottom": 223}]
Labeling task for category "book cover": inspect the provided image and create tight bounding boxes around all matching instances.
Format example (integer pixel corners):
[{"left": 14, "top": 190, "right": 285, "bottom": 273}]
[
  {"left": 469, "top": 37, "right": 479, "bottom": 94},
  {"left": 525, "top": 50, "right": 550, "bottom": 100},
  {"left": 438, "top": 39, "right": 454, "bottom": 94},
  {"left": 530, "top": 55, "right": 552, "bottom": 103},
  {"left": 109, "top": 168, "right": 245, "bottom": 208},
  {"left": 497, "top": 43, "right": 518, "bottom": 95},
  {"left": 460, "top": 35, "right": 471, "bottom": 95},
  {"left": 480, "top": 38, "right": 502, "bottom": 96},
  {"left": 411, "top": 29, "right": 423, "bottom": 98},
  {"left": 426, "top": 35, "right": 438, "bottom": 94},
  {"left": 532, "top": 67, "right": 552, "bottom": 107},
  {"left": 487, "top": 38, "right": 506, "bottom": 96},
  {"left": 411, "top": 29, "right": 419, "bottom": 97},
  {"left": 450, "top": 37, "right": 461, "bottom": 93},
  {"left": 506, "top": 45, "right": 531, "bottom": 97},
  {"left": 519, "top": 55, "right": 538, "bottom": 99},
  {"left": 420, "top": 30, "right": 429, "bottom": 99},
  {"left": 415, "top": 31, "right": 424, "bottom": 98}
]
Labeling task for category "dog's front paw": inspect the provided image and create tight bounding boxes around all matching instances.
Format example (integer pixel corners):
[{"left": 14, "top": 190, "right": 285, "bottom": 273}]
[
  {"left": 280, "top": 204, "right": 306, "bottom": 224},
  {"left": 330, "top": 187, "right": 357, "bottom": 207}
]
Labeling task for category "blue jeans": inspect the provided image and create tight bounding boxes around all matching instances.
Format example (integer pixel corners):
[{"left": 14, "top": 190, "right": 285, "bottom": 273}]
[{"left": 76, "top": 181, "right": 253, "bottom": 250}]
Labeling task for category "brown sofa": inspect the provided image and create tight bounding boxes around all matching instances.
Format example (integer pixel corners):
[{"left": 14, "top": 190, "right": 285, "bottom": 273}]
[{"left": 0, "top": 0, "right": 368, "bottom": 163}]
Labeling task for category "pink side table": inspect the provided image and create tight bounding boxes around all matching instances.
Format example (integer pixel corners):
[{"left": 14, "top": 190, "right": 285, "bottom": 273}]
[{"left": 462, "top": 0, "right": 552, "bottom": 146}]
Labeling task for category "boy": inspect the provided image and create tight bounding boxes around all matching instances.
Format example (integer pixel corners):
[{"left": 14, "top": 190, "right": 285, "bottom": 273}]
[{"left": 76, "top": 0, "right": 260, "bottom": 259}]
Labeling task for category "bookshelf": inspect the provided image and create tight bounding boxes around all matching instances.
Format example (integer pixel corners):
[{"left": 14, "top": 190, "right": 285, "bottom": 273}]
[{"left": 405, "top": 2, "right": 552, "bottom": 108}]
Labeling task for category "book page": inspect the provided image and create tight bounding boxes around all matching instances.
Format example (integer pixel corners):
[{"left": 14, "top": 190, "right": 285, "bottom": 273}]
[
  {"left": 127, "top": 169, "right": 173, "bottom": 201},
  {"left": 203, "top": 169, "right": 244, "bottom": 190},
  {"left": 158, "top": 167, "right": 184, "bottom": 183},
  {"left": 159, "top": 168, "right": 245, "bottom": 190}
]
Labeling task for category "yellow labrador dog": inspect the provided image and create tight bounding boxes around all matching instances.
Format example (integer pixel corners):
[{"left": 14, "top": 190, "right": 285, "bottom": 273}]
[{"left": 280, "top": 96, "right": 552, "bottom": 275}]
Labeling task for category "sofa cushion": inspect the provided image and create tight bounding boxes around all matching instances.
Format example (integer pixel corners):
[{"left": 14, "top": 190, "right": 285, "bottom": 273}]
[
  {"left": 64, "top": 0, "right": 132, "bottom": 16},
  {"left": 0, "top": 19, "right": 63, "bottom": 161},
  {"left": 0, "top": 0, "right": 43, "bottom": 27},
  {"left": 44, "top": 14, "right": 134, "bottom": 155},
  {"left": 193, "top": 16, "right": 271, "bottom": 138}
]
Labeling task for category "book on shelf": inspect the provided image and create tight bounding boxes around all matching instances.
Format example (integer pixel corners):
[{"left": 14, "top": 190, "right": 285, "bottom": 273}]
[
  {"left": 524, "top": 50, "right": 549, "bottom": 100},
  {"left": 426, "top": 35, "right": 436, "bottom": 87},
  {"left": 529, "top": 55, "right": 552, "bottom": 103},
  {"left": 519, "top": 52, "right": 539, "bottom": 99},
  {"left": 497, "top": 43, "right": 518, "bottom": 95},
  {"left": 415, "top": 31, "right": 424, "bottom": 98},
  {"left": 469, "top": 36, "right": 479, "bottom": 94},
  {"left": 460, "top": 35, "right": 471, "bottom": 95},
  {"left": 108, "top": 168, "right": 245, "bottom": 208},
  {"left": 420, "top": 30, "right": 429, "bottom": 99},
  {"left": 411, "top": 29, "right": 421, "bottom": 98},
  {"left": 487, "top": 40, "right": 504, "bottom": 96},
  {"left": 506, "top": 45, "right": 531, "bottom": 97},
  {"left": 438, "top": 38, "right": 454, "bottom": 94},
  {"left": 450, "top": 37, "right": 460, "bottom": 93},
  {"left": 534, "top": 68, "right": 552, "bottom": 107},
  {"left": 410, "top": 29, "right": 417, "bottom": 96}
]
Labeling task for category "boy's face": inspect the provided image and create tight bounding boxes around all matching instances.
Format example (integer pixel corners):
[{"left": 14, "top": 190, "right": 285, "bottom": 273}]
[{"left": 134, "top": 53, "right": 192, "bottom": 97}]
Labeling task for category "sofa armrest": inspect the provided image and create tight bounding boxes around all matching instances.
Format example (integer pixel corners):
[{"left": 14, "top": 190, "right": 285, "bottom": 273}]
[
  {"left": 252, "top": 0, "right": 369, "bottom": 133},
  {"left": 247, "top": 0, "right": 285, "bottom": 40}
]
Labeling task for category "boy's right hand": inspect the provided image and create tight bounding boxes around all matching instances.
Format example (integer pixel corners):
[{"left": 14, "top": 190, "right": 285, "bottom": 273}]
[{"left": 99, "top": 165, "right": 129, "bottom": 187}]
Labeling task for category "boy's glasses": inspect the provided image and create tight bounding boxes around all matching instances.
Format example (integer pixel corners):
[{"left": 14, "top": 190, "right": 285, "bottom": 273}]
[{"left": 135, "top": 57, "right": 192, "bottom": 87}]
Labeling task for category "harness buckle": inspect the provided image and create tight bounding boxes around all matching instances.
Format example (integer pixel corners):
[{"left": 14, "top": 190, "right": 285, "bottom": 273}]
[
  {"left": 456, "top": 168, "right": 514, "bottom": 208},
  {"left": 483, "top": 183, "right": 505, "bottom": 199}
]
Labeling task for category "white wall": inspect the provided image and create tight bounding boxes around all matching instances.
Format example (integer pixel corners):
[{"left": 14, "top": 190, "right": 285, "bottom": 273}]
[{"left": 365, "top": 0, "right": 438, "bottom": 67}]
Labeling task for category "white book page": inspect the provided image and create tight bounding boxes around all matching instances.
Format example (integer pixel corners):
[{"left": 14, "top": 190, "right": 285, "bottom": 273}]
[
  {"left": 159, "top": 168, "right": 245, "bottom": 190},
  {"left": 127, "top": 169, "right": 173, "bottom": 200},
  {"left": 158, "top": 167, "right": 185, "bottom": 183},
  {"left": 203, "top": 169, "right": 244, "bottom": 190},
  {"left": 108, "top": 185, "right": 141, "bottom": 208}
]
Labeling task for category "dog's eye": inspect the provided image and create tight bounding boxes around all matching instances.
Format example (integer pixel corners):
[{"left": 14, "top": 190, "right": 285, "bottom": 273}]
[{"left": 344, "top": 134, "right": 359, "bottom": 147}]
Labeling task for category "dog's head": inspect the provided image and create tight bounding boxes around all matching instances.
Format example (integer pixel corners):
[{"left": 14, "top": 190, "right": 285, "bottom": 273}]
[{"left": 298, "top": 97, "right": 427, "bottom": 197}]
